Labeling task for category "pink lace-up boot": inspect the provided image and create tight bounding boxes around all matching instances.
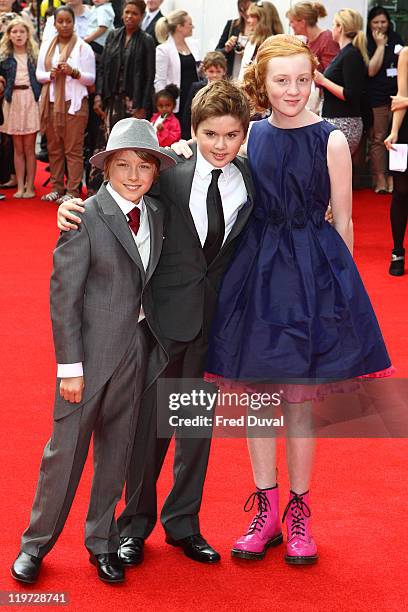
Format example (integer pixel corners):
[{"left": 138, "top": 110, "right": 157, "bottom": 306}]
[
  {"left": 231, "top": 485, "right": 283, "bottom": 560},
  {"left": 282, "top": 490, "right": 318, "bottom": 565}
]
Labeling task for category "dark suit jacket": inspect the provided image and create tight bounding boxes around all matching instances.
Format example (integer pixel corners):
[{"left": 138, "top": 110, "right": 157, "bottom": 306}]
[
  {"left": 144, "top": 10, "right": 163, "bottom": 46},
  {"left": 145, "top": 144, "right": 254, "bottom": 350},
  {"left": 51, "top": 183, "right": 166, "bottom": 419}
]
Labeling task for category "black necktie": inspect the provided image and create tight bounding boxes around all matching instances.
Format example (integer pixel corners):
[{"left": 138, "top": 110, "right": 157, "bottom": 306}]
[
  {"left": 203, "top": 169, "right": 225, "bottom": 264},
  {"left": 127, "top": 207, "right": 140, "bottom": 235}
]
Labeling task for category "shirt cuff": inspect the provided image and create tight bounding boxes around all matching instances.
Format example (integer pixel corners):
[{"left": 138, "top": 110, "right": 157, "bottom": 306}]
[{"left": 57, "top": 363, "right": 84, "bottom": 378}]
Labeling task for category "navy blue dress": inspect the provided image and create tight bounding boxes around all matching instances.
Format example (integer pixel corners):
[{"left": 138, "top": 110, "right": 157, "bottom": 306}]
[{"left": 207, "top": 119, "right": 391, "bottom": 383}]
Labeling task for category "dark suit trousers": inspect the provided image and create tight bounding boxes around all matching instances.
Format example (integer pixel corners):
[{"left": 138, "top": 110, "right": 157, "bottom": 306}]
[
  {"left": 118, "top": 332, "right": 212, "bottom": 540},
  {"left": 21, "top": 326, "right": 147, "bottom": 558}
]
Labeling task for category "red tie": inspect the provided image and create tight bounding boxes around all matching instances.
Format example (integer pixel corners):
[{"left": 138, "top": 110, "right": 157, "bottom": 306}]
[{"left": 127, "top": 207, "right": 141, "bottom": 235}]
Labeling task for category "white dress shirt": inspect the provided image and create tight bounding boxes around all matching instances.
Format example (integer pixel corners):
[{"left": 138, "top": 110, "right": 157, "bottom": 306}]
[
  {"left": 189, "top": 147, "right": 248, "bottom": 247},
  {"left": 57, "top": 184, "right": 150, "bottom": 379},
  {"left": 106, "top": 183, "right": 151, "bottom": 274},
  {"left": 36, "top": 37, "right": 95, "bottom": 115}
]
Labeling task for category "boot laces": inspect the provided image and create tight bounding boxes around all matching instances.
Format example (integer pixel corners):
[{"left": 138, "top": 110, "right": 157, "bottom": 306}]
[
  {"left": 243, "top": 490, "right": 271, "bottom": 535},
  {"left": 281, "top": 492, "right": 311, "bottom": 538}
]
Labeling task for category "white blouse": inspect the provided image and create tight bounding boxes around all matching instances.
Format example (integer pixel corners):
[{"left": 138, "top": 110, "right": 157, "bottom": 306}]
[{"left": 36, "top": 37, "right": 95, "bottom": 115}]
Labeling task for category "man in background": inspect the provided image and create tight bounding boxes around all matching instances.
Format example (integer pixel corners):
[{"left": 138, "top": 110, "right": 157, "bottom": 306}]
[{"left": 141, "top": 0, "right": 163, "bottom": 45}]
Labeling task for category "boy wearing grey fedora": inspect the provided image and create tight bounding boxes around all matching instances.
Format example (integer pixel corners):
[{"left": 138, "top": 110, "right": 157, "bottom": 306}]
[{"left": 11, "top": 119, "right": 175, "bottom": 585}]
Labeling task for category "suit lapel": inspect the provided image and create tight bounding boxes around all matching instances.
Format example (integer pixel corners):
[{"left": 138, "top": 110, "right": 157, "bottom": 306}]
[
  {"left": 147, "top": 11, "right": 162, "bottom": 35},
  {"left": 96, "top": 184, "right": 146, "bottom": 280},
  {"left": 173, "top": 147, "right": 202, "bottom": 246},
  {"left": 144, "top": 195, "right": 164, "bottom": 285}
]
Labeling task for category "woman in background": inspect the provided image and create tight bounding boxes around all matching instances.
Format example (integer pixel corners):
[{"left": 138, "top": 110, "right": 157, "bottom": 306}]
[
  {"left": 315, "top": 9, "right": 368, "bottom": 155},
  {"left": 216, "top": 0, "right": 254, "bottom": 79},
  {"left": 238, "top": 1, "right": 283, "bottom": 81},
  {"left": 36, "top": 6, "right": 95, "bottom": 202},
  {"left": 384, "top": 47, "right": 408, "bottom": 276},
  {"left": 367, "top": 5, "right": 403, "bottom": 194},
  {"left": 155, "top": 9, "right": 200, "bottom": 139},
  {"left": 286, "top": 1, "right": 339, "bottom": 72},
  {"left": 94, "top": 0, "right": 155, "bottom": 130},
  {"left": 89, "top": 0, "right": 154, "bottom": 194}
]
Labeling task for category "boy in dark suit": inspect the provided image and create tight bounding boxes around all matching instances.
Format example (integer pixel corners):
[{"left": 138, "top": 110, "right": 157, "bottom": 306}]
[
  {"left": 11, "top": 119, "right": 175, "bottom": 585},
  {"left": 57, "top": 80, "right": 254, "bottom": 564}
]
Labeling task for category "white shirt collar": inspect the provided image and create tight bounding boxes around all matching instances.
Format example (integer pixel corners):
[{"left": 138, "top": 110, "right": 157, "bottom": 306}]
[
  {"left": 146, "top": 8, "right": 160, "bottom": 18},
  {"left": 106, "top": 182, "right": 145, "bottom": 217},
  {"left": 195, "top": 146, "right": 232, "bottom": 181}
]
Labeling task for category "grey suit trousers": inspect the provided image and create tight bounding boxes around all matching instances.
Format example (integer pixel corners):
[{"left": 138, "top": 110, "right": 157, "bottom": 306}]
[{"left": 21, "top": 325, "right": 147, "bottom": 558}]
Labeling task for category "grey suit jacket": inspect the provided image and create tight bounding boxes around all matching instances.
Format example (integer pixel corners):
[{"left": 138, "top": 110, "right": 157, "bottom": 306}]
[{"left": 50, "top": 183, "right": 165, "bottom": 420}]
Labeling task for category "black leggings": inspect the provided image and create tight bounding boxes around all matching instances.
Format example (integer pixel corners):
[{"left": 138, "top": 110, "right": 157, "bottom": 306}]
[
  {"left": 390, "top": 172, "right": 408, "bottom": 251},
  {"left": 0, "top": 134, "right": 15, "bottom": 183}
]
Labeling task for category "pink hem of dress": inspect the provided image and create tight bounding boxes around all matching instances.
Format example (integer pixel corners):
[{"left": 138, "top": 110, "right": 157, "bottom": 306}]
[{"left": 204, "top": 366, "right": 395, "bottom": 404}]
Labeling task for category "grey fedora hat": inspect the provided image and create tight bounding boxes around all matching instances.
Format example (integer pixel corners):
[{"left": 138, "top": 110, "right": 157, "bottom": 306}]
[{"left": 90, "top": 118, "right": 177, "bottom": 171}]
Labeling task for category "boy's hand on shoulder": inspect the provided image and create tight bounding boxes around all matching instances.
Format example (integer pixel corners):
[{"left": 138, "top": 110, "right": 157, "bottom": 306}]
[
  {"left": 170, "top": 139, "right": 193, "bottom": 158},
  {"left": 58, "top": 198, "right": 85, "bottom": 232},
  {"left": 60, "top": 376, "right": 84, "bottom": 404}
]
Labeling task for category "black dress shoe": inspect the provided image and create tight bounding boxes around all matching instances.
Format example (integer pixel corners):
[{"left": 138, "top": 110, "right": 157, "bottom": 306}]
[
  {"left": 165, "top": 534, "right": 221, "bottom": 563},
  {"left": 118, "top": 537, "right": 144, "bottom": 566},
  {"left": 389, "top": 249, "right": 405, "bottom": 276},
  {"left": 11, "top": 552, "right": 42, "bottom": 583},
  {"left": 36, "top": 150, "right": 49, "bottom": 163},
  {"left": 89, "top": 553, "right": 124, "bottom": 583}
]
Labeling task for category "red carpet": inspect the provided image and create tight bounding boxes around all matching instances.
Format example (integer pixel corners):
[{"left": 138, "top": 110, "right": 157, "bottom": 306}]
[{"left": 0, "top": 167, "right": 407, "bottom": 611}]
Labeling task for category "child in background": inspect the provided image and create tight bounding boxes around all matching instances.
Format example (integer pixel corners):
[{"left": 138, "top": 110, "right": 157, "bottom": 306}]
[
  {"left": 183, "top": 51, "right": 227, "bottom": 138},
  {"left": 198, "top": 50, "right": 228, "bottom": 83},
  {"left": 84, "top": 0, "right": 115, "bottom": 55},
  {"left": 150, "top": 84, "right": 181, "bottom": 147},
  {"left": 0, "top": 17, "right": 41, "bottom": 198}
]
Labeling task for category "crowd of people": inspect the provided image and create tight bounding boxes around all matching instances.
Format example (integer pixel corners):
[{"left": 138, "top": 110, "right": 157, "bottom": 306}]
[
  {"left": 5, "top": 0, "right": 401, "bottom": 589},
  {"left": 0, "top": 1, "right": 407, "bottom": 271}
]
